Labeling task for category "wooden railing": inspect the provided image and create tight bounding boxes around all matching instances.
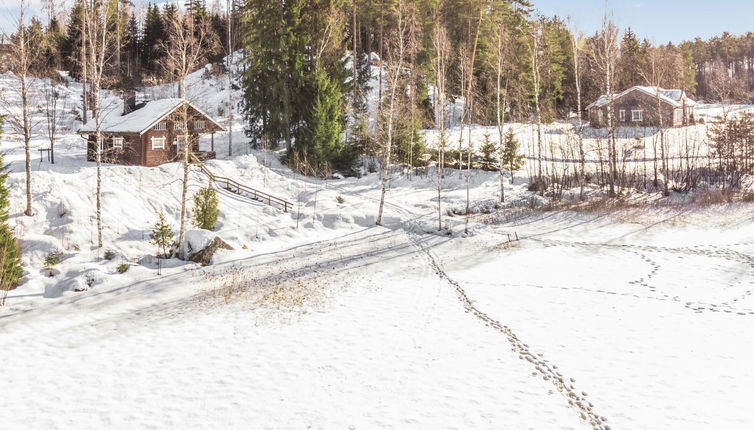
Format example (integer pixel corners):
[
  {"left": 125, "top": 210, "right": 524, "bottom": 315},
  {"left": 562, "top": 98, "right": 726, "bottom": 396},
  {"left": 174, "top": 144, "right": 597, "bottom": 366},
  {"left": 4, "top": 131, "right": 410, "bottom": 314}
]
[{"left": 193, "top": 159, "right": 292, "bottom": 213}]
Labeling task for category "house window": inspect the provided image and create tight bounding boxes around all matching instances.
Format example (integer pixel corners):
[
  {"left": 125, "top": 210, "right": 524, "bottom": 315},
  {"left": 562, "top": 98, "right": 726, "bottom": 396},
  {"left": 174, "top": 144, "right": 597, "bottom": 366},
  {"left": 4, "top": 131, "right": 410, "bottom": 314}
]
[
  {"left": 597, "top": 109, "right": 604, "bottom": 123},
  {"left": 619, "top": 110, "right": 626, "bottom": 122},
  {"left": 175, "top": 136, "right": 187, "bottom": 152},
  {"left": 194, "top": 120, "right": 205, "bottom": 130},
  {"left": 674, "top": 109, "right": 683, "bottom": 124},
  {"left": 151, "top": 137, "right": 166, "bottom": 150},
  {"left": 155, "top": 122, "right": 167, "bottom": 131},
  {"left": 174, "top": 121, "right": 185, "bottom": 130},
  {"left": 112, "top": 137, "right": 124, "bottom": 150},
  {"left": 631, "top": 110, "right": 643, "bottom": 122}
]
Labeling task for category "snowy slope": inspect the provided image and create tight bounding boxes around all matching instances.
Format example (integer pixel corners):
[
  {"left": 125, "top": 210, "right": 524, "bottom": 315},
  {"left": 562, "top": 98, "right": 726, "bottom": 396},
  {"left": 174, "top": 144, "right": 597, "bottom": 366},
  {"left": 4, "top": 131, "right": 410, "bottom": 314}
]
[{"left": 1, "top": 61, "right": 754, "bottom": 430}]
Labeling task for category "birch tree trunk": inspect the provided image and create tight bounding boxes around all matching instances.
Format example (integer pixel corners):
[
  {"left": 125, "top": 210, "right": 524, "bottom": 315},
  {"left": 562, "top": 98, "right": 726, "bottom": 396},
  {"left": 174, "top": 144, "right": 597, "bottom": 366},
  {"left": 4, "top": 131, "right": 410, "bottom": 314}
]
[{"left": 376, "top": 0, "right": 407, "bottom": 226}]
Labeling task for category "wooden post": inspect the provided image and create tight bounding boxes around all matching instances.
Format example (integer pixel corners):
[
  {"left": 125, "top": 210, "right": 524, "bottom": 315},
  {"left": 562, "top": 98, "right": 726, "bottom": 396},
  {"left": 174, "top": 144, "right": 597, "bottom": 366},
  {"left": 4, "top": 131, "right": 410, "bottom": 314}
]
[{"left": 211, "top": 132, "right": 215, "bottom": 152}]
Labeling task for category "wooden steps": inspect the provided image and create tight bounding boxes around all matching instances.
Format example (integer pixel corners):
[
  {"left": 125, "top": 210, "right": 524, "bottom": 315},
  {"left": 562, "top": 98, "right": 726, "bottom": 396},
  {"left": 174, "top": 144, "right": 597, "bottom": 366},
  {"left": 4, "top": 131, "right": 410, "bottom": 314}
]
[{"left": 193, "top": 160, "right": 292, "bottom": 213}]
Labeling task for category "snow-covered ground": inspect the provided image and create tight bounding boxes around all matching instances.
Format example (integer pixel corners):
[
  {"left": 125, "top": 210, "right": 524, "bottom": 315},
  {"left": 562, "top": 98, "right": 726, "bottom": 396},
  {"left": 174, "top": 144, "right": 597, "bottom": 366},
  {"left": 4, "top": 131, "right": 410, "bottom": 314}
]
[{"left": 2, "top": 68, "right": 754, "bottom": 429}]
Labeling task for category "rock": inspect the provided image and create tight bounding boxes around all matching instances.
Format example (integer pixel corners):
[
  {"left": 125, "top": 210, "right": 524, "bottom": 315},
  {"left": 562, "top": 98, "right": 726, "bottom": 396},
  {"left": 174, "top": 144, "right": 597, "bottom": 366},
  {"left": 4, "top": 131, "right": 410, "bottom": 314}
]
[{"left": 187, "top": 236, "right": 234, "bottom": 266}]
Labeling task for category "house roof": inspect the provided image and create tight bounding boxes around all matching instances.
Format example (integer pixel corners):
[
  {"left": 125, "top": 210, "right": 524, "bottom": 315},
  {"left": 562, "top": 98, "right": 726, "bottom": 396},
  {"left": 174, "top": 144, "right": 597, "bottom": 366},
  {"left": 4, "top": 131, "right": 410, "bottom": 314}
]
[
  {"left": 586, "top": 86, "right": 697, "bottom": 110},
  {"left": 78, "top": 98, "right": 226, "bottom": 135}
]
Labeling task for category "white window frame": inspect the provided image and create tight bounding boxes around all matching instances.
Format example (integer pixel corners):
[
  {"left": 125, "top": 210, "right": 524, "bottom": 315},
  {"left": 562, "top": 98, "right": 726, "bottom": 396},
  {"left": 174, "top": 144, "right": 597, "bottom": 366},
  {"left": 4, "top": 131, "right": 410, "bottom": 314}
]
[
  {"left": 619, "top": 110, "right": 626, "bottom": 122},
  {"left": 631, "top": 110, "right": 643, "bottom": 122},
  {"left": 112, "top": 137, "right": 124, "bottom": 150},
  {"left": 155, "top": 122, "right": 167, "bottom": 131},
  {"left": 175, "top": 135, "right": 187, "bottom": 152},
  {"left": 194, "top": 120, "right": 205, "bottom": 130},
  {"left": 151, "top": 137, "right": 166, "bottom": 150},
  {"left": 173, "top": 121, "right": 185, "bottom": 130}
]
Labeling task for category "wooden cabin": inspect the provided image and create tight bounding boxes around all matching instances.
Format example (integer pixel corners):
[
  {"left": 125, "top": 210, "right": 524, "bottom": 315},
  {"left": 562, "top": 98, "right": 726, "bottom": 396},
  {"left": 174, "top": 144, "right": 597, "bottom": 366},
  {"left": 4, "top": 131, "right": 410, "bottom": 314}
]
[
  {"left": 78, "top": 98, "right": 225, "bottom": 167},
  {"left": 586, "top": 86, "right": 696, "bottom": 128}
]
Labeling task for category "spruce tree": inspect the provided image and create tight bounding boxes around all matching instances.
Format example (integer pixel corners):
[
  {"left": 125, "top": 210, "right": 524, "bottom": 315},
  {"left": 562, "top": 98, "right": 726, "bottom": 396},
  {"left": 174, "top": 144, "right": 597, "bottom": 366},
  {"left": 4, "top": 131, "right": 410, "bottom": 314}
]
[
  {"left": 479, "top": 133, "right": 498, "bottom": 171},
  {"left": 123, "top": 13, "right": 141, "bottom": 77},
  {"left": 141, "top": 4, "right": 165, "bottom": 75},
  {"left": 617, "top": 28, "right": 647, "bottom": 90},
  {"left": 306, "top": 66, "right": 346, "bottom": 174},
  {"left": 192, "top": 187, "right": 220, "bottom": 230},
  {"left": 502, "top": 129, "right": 524, "bottom": 181},
  {"left": 0, "top": 151, "right": 23, "bottom": 302},
  {"left": 150, "top": 210, "right": 175, "bottom": 259}
]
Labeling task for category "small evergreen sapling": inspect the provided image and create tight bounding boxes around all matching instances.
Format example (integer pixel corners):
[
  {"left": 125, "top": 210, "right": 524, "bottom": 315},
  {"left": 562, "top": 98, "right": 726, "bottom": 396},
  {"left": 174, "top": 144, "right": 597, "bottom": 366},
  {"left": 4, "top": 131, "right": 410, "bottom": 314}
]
[
  {"left": 192, "top": 187, "right": 220, "bottom": 230},
  {"left": 44, "top": 250, "right": 64, "bottom": 277},
  {"left": 151, "top": 210, "right": 175, "bottom": 259},
  {"left": 479, "top": 133, "right": 498, "bottom": 171},
  {"left": 502, "top": 129, "right": 525, "bottom": 181}
]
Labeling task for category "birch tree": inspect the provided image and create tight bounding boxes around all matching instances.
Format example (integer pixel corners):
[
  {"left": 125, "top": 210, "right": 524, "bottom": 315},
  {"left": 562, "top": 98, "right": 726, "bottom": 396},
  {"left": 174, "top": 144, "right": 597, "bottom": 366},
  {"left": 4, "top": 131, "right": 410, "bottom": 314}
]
[
  {"left": 82, "top": 0, "right": 116, "bottom": 248},
  {"left": 570, "top": 25, "right": 587, "bottom": 199},
  {"left": 589, "top": 14, "right": 619, "bottom": 197},
  {"left": 1, "top": 2, "right": 42, "bottom": 217},
  {"left": 433, "top": 15, "right": 450, "bottom": 231},
  {"left": 376, "top": 0, "right": 408, "bottom": 226},
  {"left": 161, "top": 11, "right": 217, "bottom": 258},
  {"left": 490, "top": 5, "right": 510, "bottom": 202}
]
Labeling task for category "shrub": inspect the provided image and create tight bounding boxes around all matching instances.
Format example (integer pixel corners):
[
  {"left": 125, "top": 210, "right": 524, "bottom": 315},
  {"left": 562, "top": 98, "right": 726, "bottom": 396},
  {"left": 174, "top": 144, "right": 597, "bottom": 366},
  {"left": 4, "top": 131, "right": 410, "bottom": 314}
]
[
  {"left": 116, "top": 263, "right": 130, "bottom": 274},
  {"left": 336, "top": 194, "right": 345, "bottom": 204},
  {"left": 104, "top": 250, "right": 116, "bottom": 260},
  {"left": 693, "top": 188, "right": 733, "bottom": 206},
  {"left": 192, "top": 187, "right": 220, "bottom": 230},
  {"left": 44, "top": 250, "right": 64, "bottom": 276}
]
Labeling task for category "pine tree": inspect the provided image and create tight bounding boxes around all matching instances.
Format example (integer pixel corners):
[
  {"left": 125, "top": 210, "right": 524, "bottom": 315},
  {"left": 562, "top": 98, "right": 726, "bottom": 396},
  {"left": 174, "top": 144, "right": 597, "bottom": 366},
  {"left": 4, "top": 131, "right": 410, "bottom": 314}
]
[
  {"left": 0, "top": 151, "right": 23, "bottom": 304},
  {"left": 150, "top": 210, "right": 175, "bottom": 259},
  {"left": 502, "top": 128, "right": 524, "bottom": 181},
  {"left": 479, "top": 133, "right": 498, "bottom": 171},
  {"left": 192, "top": 187, "right": 220, "bottom": 230}
]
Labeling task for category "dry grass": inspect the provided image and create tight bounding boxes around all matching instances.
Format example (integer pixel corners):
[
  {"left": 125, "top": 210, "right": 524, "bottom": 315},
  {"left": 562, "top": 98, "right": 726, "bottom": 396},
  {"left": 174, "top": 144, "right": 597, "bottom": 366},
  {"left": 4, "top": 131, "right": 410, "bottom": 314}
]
[
  {"left": 195, "top": 264, "right": 333, "bottom": 320},
  {"left": 692, "top": 188, "right": 735, "bottom": 206}
]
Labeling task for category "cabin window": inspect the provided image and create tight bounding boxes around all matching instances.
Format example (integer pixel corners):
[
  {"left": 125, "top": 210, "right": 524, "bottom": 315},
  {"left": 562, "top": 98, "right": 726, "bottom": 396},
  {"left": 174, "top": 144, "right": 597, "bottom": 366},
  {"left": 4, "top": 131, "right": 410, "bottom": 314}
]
[
  {"left": 151, "top": 137, "right": 166, "bottom": 150},
  {"left": 155, "top": 122, "right": 167, "bottom": 131},
  {"left": 175, "top": 136, "right": 187, "bottom": 152},
  {"left": 619, "top": 110, "right": 626, "bottom": 122},
  {"left": 174, "top": 122, "right": 185, "bottom": 130},
  {"left": 194, "top": 120, "right": 205, "bottom": 130},
  {"left": 597, "top": 109, "right": 604, "bottom": 123},
  {"left": 112, "top": 137, "right": 124, "bottom": 150},
  {"left": 631, "top": 110, "right": 643, "bottom": 122}
]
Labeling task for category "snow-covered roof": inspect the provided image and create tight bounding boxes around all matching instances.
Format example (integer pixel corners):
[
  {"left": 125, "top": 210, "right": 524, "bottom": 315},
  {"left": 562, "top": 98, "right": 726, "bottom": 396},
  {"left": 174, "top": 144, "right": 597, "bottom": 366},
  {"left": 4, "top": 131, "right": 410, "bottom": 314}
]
[
  {"left": 586, "top": 86, "right": 697, "bottom": 110},
  {"left": 78, "top": 98, "right": 225, "bottom": 135}
]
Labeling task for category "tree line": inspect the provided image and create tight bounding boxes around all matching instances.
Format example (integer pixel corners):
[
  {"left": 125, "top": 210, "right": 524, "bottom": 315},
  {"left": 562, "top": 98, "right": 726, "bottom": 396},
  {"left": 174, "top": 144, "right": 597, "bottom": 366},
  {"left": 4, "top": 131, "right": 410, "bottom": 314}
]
[{"left": 12, "top": 0, "right": 237, "bottom": 88}]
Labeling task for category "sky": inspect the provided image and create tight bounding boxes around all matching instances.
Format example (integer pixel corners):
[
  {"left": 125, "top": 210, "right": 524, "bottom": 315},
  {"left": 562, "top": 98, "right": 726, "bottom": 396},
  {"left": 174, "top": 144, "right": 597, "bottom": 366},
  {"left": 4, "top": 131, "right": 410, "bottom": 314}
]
[
  {"left": 534, "top": 0, "right": 754, "bottom": 44},
  {"left": 0, "top": 0, "right": 751, "bottom": 44}
]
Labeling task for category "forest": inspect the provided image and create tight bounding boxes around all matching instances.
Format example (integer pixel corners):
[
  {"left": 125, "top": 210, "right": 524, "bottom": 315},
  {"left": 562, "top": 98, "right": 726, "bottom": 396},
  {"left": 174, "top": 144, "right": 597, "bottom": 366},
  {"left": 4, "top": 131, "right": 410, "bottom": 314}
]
[{"left": 5, "top": 0, "right": 754, "bottom": 191}]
